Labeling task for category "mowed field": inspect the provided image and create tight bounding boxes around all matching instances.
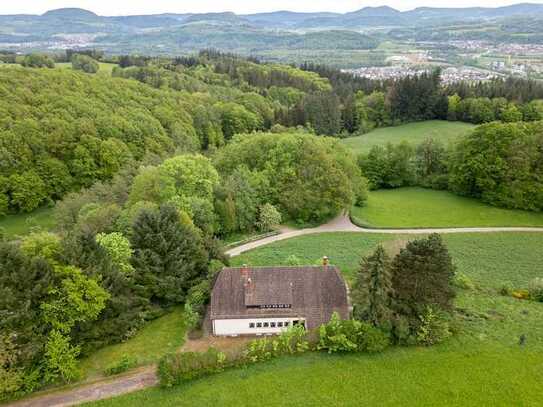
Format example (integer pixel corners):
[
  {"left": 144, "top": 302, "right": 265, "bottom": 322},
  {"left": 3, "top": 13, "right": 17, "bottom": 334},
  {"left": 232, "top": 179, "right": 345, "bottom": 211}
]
[
  {"left": 341, "top": 120, "right": 475, "bottom": 155},
  {"left": 0, "top": 207, "right": 56, "bottom": 238},
  {"left": 351, "top": 187, "right": 543, "bottom": 228},
  {"left": 87, "top": 232, "right": 543, "bottom": 406}
]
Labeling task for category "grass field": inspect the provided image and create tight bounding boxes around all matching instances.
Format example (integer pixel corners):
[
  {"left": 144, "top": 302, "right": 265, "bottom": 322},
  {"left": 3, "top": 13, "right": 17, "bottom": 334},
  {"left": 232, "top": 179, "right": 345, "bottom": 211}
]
[
  {"left": 0, "top": 207, "right": 56, "bottom": 238},
  {"left": 351, "top": 187, "right": 543, "bottom": 228},
  {"left": 341, "top": 120, "right": 475, "bottom": 155},
  {"left": 79, "top": 308, "right": 187, "bottom": 380},
  {"left": 87, "top": 232, "right": 543, "bottom": 406}
]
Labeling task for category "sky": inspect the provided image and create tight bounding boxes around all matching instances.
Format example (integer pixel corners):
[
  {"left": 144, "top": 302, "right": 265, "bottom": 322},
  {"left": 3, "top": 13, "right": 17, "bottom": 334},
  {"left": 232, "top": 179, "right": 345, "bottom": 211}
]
[{"left": 0, "top": 0, "right": 540, "bottom": 16}]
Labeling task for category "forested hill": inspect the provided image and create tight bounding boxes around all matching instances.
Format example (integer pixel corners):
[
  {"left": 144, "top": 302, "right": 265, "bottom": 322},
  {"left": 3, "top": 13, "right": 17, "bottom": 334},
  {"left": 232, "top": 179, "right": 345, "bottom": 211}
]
[
  {"left": 3, "top": 52, "right": 543, "bottom": 217},
  {"left": 0, "top": 68, "right": 195, "bottom": 213},
  {"left": 0, "top": 58, "right": 334, "bottom": 215}
]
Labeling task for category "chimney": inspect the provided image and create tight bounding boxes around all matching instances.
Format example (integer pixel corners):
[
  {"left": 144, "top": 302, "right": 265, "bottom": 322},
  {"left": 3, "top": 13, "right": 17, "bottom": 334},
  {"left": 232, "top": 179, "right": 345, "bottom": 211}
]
[{"left": 322, "top": 256, "right": 329, "bottom": 267}]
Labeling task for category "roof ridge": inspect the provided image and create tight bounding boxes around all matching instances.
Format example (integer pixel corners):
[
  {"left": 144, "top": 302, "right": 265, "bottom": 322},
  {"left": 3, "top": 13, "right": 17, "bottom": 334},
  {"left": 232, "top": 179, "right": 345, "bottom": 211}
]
[{"left": 225, "top": 265, "right": 337, "bottom": 269}]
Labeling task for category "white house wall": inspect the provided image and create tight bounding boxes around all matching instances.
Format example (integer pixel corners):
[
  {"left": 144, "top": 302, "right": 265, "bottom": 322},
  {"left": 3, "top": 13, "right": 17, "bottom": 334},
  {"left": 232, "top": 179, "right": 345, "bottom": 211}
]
[{"left": 213, "top": 317, "right": 305, "bottom": 336}]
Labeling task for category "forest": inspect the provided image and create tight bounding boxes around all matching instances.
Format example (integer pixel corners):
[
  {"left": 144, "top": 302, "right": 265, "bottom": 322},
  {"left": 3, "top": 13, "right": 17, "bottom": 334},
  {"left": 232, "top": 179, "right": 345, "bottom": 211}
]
[{"left": 4, "top": 51, "right": 543, "bottom": 217}]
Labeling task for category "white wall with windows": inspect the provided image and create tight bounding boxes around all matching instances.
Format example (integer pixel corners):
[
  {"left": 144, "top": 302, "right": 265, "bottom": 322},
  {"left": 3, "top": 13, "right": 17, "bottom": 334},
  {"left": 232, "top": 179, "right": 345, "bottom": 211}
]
[{"left": 212, "top": 317, "right": 306, "bottom": 336}]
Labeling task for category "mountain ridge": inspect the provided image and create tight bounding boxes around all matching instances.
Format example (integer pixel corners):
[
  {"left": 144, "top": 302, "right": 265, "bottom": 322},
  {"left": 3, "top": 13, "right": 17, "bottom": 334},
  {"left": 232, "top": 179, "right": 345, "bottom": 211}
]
[{"left": 6, "top": 3, "right": 543, "bottom": 20}]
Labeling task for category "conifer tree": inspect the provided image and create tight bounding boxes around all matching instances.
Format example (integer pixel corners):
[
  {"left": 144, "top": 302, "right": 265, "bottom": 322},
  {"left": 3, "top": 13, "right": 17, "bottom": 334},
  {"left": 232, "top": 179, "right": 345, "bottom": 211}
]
[
  {"left": 131, "top": 204, "right": 209, "bottom": 306},
  {"left": 391, "top": 234, "right": 455, "bottom": 318},
  {"left": 352, "top": 245, "right": 394, "bottom": 328}
]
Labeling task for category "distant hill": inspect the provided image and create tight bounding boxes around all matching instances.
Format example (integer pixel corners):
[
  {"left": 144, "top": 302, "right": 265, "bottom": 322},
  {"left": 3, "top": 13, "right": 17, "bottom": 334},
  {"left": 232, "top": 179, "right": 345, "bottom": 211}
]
[
  {"left": 405, "top": 3, "right": 543, "bottom": 21},
  {"left": 42, "top": 8, "right": 99, "bottom": 20},
  {"left": 346, "top": 6, "right": 401, "bottom": 17},
  {"left": 2, "top": 3, "right": 543, "bottom": 55},
  {"left": 243, "top": 11, "right": 340, "bottom": 28},
  {"left": 183, "top": 12, "right": 249, "bottom": 25}
]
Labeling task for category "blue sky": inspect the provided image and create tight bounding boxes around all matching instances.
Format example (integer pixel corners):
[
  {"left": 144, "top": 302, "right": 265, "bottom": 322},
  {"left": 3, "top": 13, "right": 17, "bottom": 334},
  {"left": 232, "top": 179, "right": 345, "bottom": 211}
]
[{"left": 0, "top": 0, "right": 539, "bottom": 15}]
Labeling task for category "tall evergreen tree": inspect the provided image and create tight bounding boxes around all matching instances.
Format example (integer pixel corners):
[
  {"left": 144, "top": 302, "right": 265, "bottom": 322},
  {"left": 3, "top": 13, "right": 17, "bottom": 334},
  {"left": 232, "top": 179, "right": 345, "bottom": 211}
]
[
  {"left": 352, "top": 245, "right": 394, "bottom": 328},
  {"left": 0, "top": 242, "right": 53, "bottom": 367},
  {"left": 131, "top": 204, "right": 209, "bottom": 306},
  {"left": 391, "top": 234, "right": 456, "bottom": 318}
]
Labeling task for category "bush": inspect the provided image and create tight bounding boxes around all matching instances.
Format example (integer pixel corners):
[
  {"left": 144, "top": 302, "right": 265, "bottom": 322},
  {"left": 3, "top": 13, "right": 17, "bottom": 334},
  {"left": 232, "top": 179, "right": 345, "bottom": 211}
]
[
  {"left": 257, "top": 203, "right": 282, "bottom": 232},
  {"left": 21, "top": 53, "right": 55, "bottom": 68},
  {"left": 356, "top": 323, "right": 390, "bottom": 353},
  {"left": 528, "top": 278, "right": 543, "bottom": 302},
  {"left": 104, "top": 354, "right": 138, "bottom": 376},
  {"left": 416, "top": 307, "right": 452, "bottom": 346},
  {"left": 71, "top": 54, "right": 99, "bottom": 74},
  {"left": 245, "top": 325, "right": 309, "bottom": 363},
  {"left": 391, "top": 315, "right": 415, "bottom": 345},
  {"left": 157, "top": 348, "right": 226, "bottom": 387},
  {"left": 453, "top": 272, "right": 475, "bottom": 290},
  {"left": 318, "top": 313, "right": 389, "bottom": 354},
  {"left": 499, "top": 282, "right": 513, "bottom": 296}
]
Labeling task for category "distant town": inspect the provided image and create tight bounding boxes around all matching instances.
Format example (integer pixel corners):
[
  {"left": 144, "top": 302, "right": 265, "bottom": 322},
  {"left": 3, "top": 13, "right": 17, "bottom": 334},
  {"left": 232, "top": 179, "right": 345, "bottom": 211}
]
[{"left": 343, "top": 66, "right": 501, "bottom": 84}]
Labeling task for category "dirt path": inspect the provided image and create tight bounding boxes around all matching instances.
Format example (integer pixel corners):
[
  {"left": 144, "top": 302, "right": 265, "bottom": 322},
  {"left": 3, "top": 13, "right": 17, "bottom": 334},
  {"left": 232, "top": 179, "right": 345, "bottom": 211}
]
[
  {"left": 10, "top": 213, "right": 543, "bottom": 406},
  {"left": 225, "top": 213, "right": 543, "bottom": 256},
  {"left": 7, "top": 367, "right": 157, "bottom": 407}
]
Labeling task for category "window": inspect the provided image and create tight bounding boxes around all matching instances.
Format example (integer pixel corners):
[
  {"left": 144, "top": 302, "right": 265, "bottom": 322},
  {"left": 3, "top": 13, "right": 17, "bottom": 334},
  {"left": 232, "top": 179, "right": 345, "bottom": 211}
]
[
  {"left": 293, "top": 320, "right": 299, "bottom": 326},
  {"left": 277, "top": 322, "right": 283, "bottom": 327},
  {"left": 270, "top": 322, "right": 276, "bottom": 328},
  {"left": 256, "top": 322, "right": 262, "bottom": 328},
  {"left": 249, "top": 322, "right": 255, "bottom": 328},
  {"left": 263, "top": 322, "right": 269, "bottom": 328},
  {"left": 284, "top": 321, "right": 289, "bottom": 327}
]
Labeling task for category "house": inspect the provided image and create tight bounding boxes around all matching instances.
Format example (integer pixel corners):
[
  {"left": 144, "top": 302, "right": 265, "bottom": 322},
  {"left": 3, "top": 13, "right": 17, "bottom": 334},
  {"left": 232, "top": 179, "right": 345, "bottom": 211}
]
[{"left": 209, "top": 258, "right": 350, "bottom": 336}]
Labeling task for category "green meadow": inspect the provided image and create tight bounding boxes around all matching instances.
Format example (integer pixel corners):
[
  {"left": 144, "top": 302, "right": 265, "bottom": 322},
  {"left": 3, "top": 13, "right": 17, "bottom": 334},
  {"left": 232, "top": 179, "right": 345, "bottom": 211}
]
[
  {"left": 351, "top": 188, "right": 543, "bottom": 228},
  {"left": 0, "top": 207, "right": 56, "bottom": 238},
  {"left": 341, "top": 120, "right": 474, "bottom": 155}
]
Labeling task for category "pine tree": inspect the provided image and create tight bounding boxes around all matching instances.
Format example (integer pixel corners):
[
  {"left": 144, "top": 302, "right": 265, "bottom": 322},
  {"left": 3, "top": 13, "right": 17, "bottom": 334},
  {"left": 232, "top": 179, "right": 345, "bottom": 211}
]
[
  {"left": 391, "top": 234, "right": 455, "bottom": 318},
  {"left": 352, "top": 245, "right": 394, "bottom": 328},
  {"left": 131, "top": 204, "right": 209, "bottom": 306}
]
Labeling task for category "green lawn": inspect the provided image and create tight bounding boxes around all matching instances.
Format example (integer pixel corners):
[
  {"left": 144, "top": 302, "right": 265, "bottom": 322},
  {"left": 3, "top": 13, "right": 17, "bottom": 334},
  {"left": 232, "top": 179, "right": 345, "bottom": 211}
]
[
  {"left": 87, "top": 232, "right": 543, "bottom": 406},
  {"left": 341, "top": 120, "right": 475, "bottom": 155},
  {"left": 79, "top": 308, "right": 187, "bottom": 380},
  {"left": 0, "top": 207, "right": 56, "bottom": 238},
  {"left": 351, "top": 188, "right": 543, "bottom": 228}
]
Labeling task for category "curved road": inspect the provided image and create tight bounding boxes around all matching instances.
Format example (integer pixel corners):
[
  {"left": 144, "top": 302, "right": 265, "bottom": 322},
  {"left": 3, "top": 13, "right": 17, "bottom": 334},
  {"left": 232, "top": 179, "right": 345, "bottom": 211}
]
[
  {"left": 10, "top": 214, "right": 543, "bottom": 406},
  {"left": 226, "top": 213, "right": 543, "bottom": 257}
]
